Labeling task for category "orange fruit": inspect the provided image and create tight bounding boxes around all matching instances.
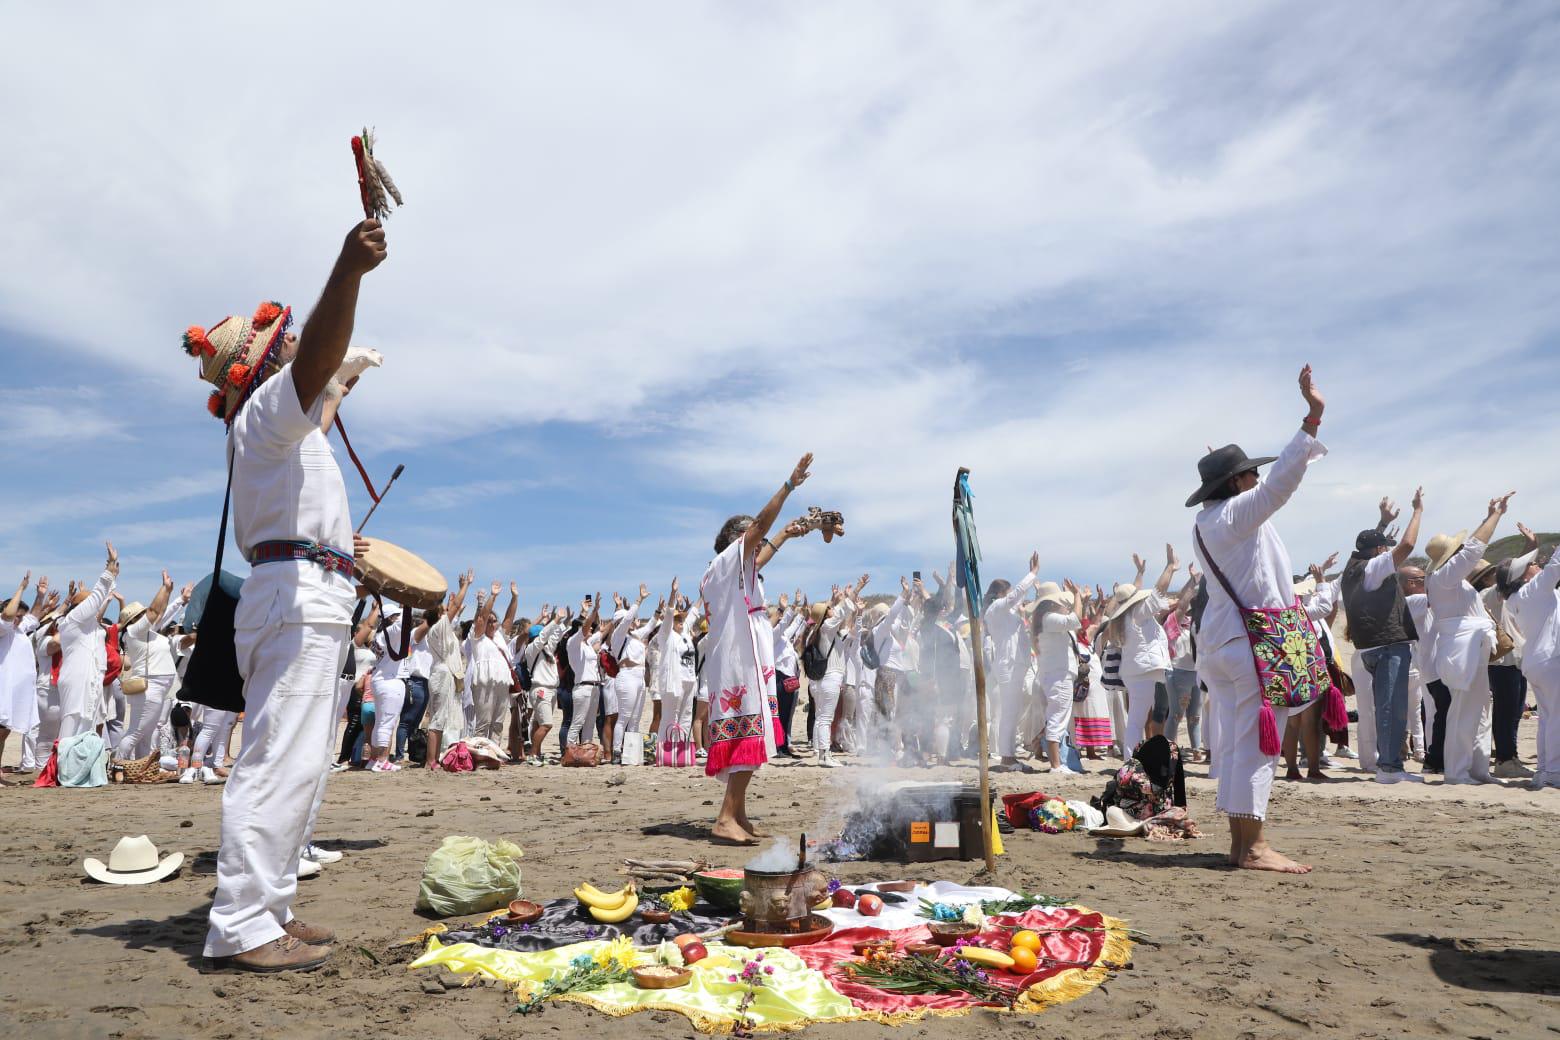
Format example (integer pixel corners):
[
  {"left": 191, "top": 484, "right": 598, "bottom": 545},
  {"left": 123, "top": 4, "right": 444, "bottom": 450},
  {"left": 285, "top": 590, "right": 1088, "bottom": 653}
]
[
  {"left": 1009, "top": 946, "right": 1039, "bottom": 974},
  {"left": 1010, "top": 930, "right": 1042, "bottom": 952}
]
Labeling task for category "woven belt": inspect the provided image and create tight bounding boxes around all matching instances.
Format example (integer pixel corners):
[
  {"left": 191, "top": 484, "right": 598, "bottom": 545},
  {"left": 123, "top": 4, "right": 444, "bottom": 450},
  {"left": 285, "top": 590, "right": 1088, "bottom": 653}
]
[{"left": 248, "top": 540, "right": 354, "bottom": 578}]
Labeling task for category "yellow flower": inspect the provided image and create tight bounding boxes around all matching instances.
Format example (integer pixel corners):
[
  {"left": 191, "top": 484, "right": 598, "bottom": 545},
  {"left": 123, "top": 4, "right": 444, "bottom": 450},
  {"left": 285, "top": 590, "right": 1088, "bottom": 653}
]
[
  {"left": 664, "top": 886, "right": 696, "bottom": 912},
  {"left": 593, "top": 936, "right": 638, "bottom": 970}
]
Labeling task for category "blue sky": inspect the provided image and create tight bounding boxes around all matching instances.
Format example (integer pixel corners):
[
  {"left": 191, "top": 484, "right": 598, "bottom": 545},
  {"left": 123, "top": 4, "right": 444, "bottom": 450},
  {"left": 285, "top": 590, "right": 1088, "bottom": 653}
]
[{"left": 3, "top": 2, "right": 1560, "bottom": 613}]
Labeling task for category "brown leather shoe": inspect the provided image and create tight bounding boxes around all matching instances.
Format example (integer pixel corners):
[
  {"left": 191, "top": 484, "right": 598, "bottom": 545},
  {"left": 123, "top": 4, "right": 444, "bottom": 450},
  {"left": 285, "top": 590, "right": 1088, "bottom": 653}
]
[
  {"left": 283, "top": 919, "right": 335, "bottom": 945},
  {"left": 203, "top": 936, "right": 331, "bottom": 973}
]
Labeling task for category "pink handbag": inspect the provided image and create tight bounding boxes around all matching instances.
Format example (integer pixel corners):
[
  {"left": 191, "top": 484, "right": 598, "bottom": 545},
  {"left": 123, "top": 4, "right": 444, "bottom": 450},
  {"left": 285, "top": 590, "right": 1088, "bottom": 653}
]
[{"left": 659, "top": 726, "right": 694, "bottom": 767}]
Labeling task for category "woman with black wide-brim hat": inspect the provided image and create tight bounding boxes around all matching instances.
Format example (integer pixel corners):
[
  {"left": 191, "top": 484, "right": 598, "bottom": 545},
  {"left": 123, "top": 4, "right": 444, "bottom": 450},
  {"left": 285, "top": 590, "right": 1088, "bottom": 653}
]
[{"left": 1188, "top": 365, "right": 1328, "bottom": 875}]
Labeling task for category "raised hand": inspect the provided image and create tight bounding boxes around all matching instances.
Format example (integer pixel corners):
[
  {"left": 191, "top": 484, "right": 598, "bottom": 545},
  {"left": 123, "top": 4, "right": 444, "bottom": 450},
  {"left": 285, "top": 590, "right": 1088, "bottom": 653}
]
[
  {"left": 161, "top": 569, "right": 174, "bottom": 589},
  {"left": 1299, "top": 364, "right": 1324, "bottom": 416},
  {"left": 638, "top": 583, "right": 649, "bottom": 601},
  {"left": 339, "top": 218, "right": 388, "bottom": 276},
  {"left": 105, "top": 541, "right": 120, "bottom": 578},
  {"left": 460, "top": 569, "right": 475, "bottom": 589},
  {"left": 1166, "top": 543, "right": 1180, "bottom": 569},
  {"left": 788, "top": 453, "right": 814, "bottom": 490},
  {"left": 783, "top": 516, "right": 811, "bottom": 540},
  {"left": 180, "top": 582, "right": 194, "bottom": 602},
  {"left": 1131, "top": 552, "right": 1146, "bottom": 575},
  {"left": 510, "top": 581, "right": 518, "bottom": 597},
  {"left": 1518, "top": 522, "right": 1538, "bottom": 549},
  {"left": 1410, "top": 486, "right": 1424, "bottom": 512},
  {"left": 490, "top": 581, "right": 501, "bottom": 599},
  {"left": 1379, "top": 496, "right": 1400, "bottom": 527},
  {"left": 1489, "top": 491, "right": 1516, "bottom": 516},
  {"left": 1188, "top": 563, "right": 1202, "bottom": 583},
  {"left": 1028, "top": 551, "right": 1040, "bottom": 575}
]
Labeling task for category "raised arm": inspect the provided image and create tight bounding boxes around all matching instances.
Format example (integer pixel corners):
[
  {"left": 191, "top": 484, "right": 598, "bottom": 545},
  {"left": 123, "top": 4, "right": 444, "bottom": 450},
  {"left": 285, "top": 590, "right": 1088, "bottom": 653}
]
[
  {"left": 1221, "top": 365, "right": 1329, "bottom": 538},
  {"left": 751, "top": 454, "right": 837, "bottom": 570},
  {"left": 292, "top": 220, "right": 388, "bottom": 413},
  {"left": 1392, "top": 487, "right": 1424, "bottom": 567},
  {"left": 1470, "top": 491, "right": 1515, "bottom": 548},
  {"left": 446, "top": 569, "right": 474, "bottom": 621},
  {"left": 500, "top": 581, "right": 519, "bottom": 639},
  {"left": 2, "top": 571, "right": 27, "bottom": 621},
  {"left": 145, "top": 570, "right": 174, "bottom": 628},
  {"left": 1154, "top": 544, "right": 1179, "bottom": 595}
]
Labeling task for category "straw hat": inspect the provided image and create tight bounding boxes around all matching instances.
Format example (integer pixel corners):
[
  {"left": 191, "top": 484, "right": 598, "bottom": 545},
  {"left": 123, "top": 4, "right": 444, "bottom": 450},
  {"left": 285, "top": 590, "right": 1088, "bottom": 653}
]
[
  {"left": 1468, "top": 559, "right": 1500, "bottom": 589},
  {"left": 1087, "top": 806, "right": 1145, "bottom": 839},
  {"left": 119, "top": 601, "right": 148, "bottom": 627},
  {"left": 1102, "top": 584, "right": 1153, "bottom": 625},
  {"left": 182, "top": 301, "right": 293, "bottom": 423},
  {"left": 809, "top": 602, "right": 829, "bottom": 623},
  {"left": 83, "top": 836, "right": 184, "bottom": 885},
  {"left": 1425, "top": 531, "right": 1469, "bottom": 573},
  {"left": 1292, "top": 576, "right": 1318, "bottom": 598},
  {"left": 1034, "top": 581, "right": 1067, "bottom": 607}
]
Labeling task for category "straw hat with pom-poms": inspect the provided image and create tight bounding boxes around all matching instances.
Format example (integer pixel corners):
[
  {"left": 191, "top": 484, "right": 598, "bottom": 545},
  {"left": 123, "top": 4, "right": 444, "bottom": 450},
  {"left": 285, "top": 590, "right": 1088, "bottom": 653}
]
[{"left": 182, "top": 300, "right": 293, "bottom": 423}]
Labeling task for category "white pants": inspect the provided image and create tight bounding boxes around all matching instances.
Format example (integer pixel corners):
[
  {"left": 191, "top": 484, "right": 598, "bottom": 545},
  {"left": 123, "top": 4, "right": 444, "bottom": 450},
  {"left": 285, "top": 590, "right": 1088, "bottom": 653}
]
[
  {"left": 614, "top": 667, "right": 648, "bottom": 755},
  {"left": 1201, "top": 638, "right": 1290, "bottom": 820},
  {"left": 657, "top": 679, "right": 695, "bottom": 744},
  {"left": 568, "top": 682, "right": 601, "bottom": 745},
  {"left": 1443, "top": 666, "right": 1493, "bottom": 784},
  {"left": 22, "top": 683, "right": 59, "bottom": 769},
  {"left": 115, "top": 675, "right": 175, "bottom": 759},
  {"left": 193, "top": 708, "right": 238, "bottom": 766},
  {"left": 468, "top": 678, "right": 508, "bottom": 743},
  {"left": 1040, "top": 674, "right": 1074, "bottom": 744},
  {"left": 994, "top": 671, "right": 1027, "bottom": 758},
  {"left": 812, "top": 672, "right": 844, "bottom": 756},
  {"left": 1528, "top": 671, "right": 1560, "bottom": 785},
  {"left": 371, "top": 676, "right": 406, "bottom": 751},
  {"left": 103, "top": 680, "right": 127, "bottom": 750},
  {"left": 1106, "top": 685, "right": 1129, "bottom": 757},
  {"left": 1351, "top": 652, "right": 1377, "bottom": 772},
  {"left": 1406, "top": 667, "right": 1427, "bottom": 750},
  {"left": 302, "top": 676, "right": 358, "bottom": 855},
  {"left": 205, "top": 620, "right": 347, "bottom": 958},
  {"left": 1204, "top": 678, "right": 1222, "bottom": 780},
  {"left": 1123, "top": 672, "right": 1162, "bottom": 757}
]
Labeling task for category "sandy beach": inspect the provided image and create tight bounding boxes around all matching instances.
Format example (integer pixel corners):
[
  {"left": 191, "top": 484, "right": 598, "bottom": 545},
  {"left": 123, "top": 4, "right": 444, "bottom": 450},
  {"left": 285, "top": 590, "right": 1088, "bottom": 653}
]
[{"left": 3, "top": 719, "right": 1557, "bottom": 1040}]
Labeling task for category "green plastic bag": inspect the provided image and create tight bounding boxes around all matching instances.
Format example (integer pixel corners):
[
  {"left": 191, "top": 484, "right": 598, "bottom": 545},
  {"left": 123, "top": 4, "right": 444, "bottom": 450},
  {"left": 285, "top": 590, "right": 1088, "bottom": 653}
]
[{"left": 415, "top": 836, "right": 524, "bottom": 918}]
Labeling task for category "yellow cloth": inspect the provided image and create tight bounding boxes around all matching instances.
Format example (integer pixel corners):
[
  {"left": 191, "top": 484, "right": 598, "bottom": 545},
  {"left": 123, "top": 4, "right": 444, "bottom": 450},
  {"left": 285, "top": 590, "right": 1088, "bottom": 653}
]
[{"left": 409, "top": 938, "right": 858, "bottom": 1032}]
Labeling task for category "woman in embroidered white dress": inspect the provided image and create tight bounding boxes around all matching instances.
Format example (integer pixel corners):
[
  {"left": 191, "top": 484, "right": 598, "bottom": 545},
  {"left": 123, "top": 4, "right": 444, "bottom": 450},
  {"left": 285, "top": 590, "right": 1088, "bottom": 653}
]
[{"left": 700, "top": 453, "right": 842, "bottom": 845}]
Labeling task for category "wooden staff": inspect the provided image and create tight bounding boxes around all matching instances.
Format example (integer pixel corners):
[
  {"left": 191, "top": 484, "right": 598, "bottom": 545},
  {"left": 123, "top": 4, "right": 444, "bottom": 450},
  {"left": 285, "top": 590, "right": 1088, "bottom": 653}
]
[{"left": 953, "top": 466, "right": 995, "bottom": 873}]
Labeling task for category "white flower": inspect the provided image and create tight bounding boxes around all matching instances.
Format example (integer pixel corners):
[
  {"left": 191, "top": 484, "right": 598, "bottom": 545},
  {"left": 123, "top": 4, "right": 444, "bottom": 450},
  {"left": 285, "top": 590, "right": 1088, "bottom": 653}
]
[{"left": 961, "top": 904, "right": 989, "bottom": 929}]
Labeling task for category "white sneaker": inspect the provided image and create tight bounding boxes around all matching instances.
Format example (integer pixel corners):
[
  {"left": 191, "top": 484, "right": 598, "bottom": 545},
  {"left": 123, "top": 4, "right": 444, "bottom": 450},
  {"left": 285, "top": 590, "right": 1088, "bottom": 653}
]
[
  {"left": 1335, "top": 747, "right": 1358, "bottom": 760},
  {"left": 200, "top": 767, "right": 224, "bottom": 785},
  {"left": 178, "top": 767, "right": 197, "bottom": 785},
  {"left": 1374, "top": 770, "right": 1402, "bottom": 785},
  {"left": 297, "top": 857, "right": 321, "bottom": 879},
  {"left": 330, "top": 761, "right": 349, "bottom": 773},
  {"left": 304, "top": 843, "right": 343, "bottom": 864},
  {"left": 1492, "top": 759, "right": 1533, "bottom": 779}
]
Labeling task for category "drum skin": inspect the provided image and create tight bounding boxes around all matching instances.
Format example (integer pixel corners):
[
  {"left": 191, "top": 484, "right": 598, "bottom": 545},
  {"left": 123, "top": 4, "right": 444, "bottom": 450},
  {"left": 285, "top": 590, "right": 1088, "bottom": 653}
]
[{"left": 354, "top": 538, "right": 447, "bottom": 611}]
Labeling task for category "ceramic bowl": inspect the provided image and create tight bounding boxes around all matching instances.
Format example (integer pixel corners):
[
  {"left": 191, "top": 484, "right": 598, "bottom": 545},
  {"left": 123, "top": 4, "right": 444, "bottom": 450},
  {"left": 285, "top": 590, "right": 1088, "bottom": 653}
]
[
  {"left": 928, "top": 921, "right": 979, "bottom": 946},
  {"left": 505, "top": 900, "right": 543, "bottom": 925},
  {"left": 632, "top": 965, "right": 693, "bottom": 989}
]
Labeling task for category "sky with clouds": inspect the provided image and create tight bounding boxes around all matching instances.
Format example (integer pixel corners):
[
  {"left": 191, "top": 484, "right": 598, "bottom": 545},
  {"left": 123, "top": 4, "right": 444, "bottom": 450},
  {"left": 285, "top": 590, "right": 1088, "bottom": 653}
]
[{"left": 2, "top": 1, "right": 1558, "bottom": 612}]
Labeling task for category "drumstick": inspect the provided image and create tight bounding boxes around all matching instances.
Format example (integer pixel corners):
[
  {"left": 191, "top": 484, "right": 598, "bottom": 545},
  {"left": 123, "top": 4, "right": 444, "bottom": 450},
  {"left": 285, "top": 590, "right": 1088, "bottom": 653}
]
[{"left": 356, "top": 464, "right": 404, "bottom": 535}]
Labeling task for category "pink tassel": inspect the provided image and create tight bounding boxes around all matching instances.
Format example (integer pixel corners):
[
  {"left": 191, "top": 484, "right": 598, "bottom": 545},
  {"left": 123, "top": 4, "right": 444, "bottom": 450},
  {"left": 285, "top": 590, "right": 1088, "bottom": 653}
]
[
  {"left": 1258, "top": 700, "right": 1281, "bottom": 756},
  {"left": 1321, "top": 683, "right": 1348, "bottom": 732}
]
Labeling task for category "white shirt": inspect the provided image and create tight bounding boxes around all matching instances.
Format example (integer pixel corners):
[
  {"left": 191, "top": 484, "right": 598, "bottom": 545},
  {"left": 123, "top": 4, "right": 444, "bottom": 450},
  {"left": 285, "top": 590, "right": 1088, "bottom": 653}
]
[
  {"left": 871, "top": 596, "right": 912, "bottom": 673},
  {"left": 1192, "top": 429, "right": 1327, "bottom": 652},
  {"left": 567, "top": 628, "right": 603, "bottom": 684},
  {"left": 229, "top": 363, "right": 356, "bottom": 629},
  {"left": 1120, "top": 591, "right": 1171, "bottom": 677},
  {"left": 1405, "top": 593, "right": 1436, "bottom": 682},
  {"left": 983, "top": 572, "right": 1037, "bottom": 681},
  {"left": 1511, "top": 553, "right": 1560, "bottom": 674},
  {"left": 1360, "top": 550, "right": 1397, "bottom": 592},
  {"left": 1426, "top": 538, "right": 1494, "bottom": 692},
  {"left": 1033, "top": 610, "right": 1081, "bottom": 680},
  {"left": 774, "top": 609, "right": 805, "bottom": 675},
  {"left": 122, "top": 611, "right": 179, "bottom": 679},
  {"left": 372, "top": 616, "right": 411, "bottom": 680}
]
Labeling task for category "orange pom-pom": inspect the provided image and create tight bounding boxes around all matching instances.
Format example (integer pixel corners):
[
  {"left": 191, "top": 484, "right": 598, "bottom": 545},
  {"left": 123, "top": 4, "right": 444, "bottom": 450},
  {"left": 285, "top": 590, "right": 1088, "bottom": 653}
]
[
  {"left": 183, "top": 325, "right": 214, "bottom": 358},
  {"left": 253, "top": 301, "right": 282, "bottom": 328},
  {"left": 207, "top": 391, "right": 224, "bottom": 418},
  {"left": 227, "top": 363, "right": 252, "bottom": 387}
]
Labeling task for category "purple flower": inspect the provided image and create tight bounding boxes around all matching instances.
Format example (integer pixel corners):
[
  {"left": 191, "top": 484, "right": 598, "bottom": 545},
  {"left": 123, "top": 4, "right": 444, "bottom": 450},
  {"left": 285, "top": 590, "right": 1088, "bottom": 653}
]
[
  {"left": 827, "top": 879, "right": 842, "bottom": 893},
  {"left": 491, "top": 926, "right": 508, "bottom": 937},
  {"left": 764, "top": 966, "right": 774, "bottom": 975},
  {"left": 728, "top": 974, "right": 738, "bottom": 983}
]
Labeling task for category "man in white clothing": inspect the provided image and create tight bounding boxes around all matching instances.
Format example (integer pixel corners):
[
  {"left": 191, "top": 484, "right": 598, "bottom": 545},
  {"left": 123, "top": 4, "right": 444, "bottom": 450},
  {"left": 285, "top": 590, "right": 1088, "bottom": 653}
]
[
  {"left": 57, "top": 550, "right": 119, "bottom": 742},
  {"left": 1508, "top": 545, "right": 1560, "bottom": 788},
  {"left": 195, "top": 218, "right": 386, "bottom": 973},
  {"left": 985, "top": 553, "right": 1040, "bottom": 772}
]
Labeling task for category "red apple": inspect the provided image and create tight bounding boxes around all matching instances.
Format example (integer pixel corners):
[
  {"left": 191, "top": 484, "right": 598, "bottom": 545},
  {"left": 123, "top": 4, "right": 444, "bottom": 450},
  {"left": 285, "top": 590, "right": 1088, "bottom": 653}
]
[
  {"left": 856, "top": 893, "right": 884, "bottom": 917},
  {"left": 831, "top": 889, "right": 857, "bottom": 908},
  {"left": 681, "top": 941, "right": 709, "bottom": 964}
]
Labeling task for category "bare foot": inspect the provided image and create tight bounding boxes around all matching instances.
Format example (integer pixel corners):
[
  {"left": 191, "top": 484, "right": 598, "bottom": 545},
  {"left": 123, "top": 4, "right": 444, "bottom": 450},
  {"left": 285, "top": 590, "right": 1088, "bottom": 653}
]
[
  {"left": 712, "top": 819, "right": 760, "bottom": 845},
  {"left": 737, "top": 817, "right": 770, "bottom": 839},
  {"left": 1284, "top": 766, "right": 1302, "bottom": 781},
  {"left": 1239, "top": 845, "right": 1312, "bottom": 874},
  {"left": 1306, "top": 770, "right": 1328, "bottom": 783}
]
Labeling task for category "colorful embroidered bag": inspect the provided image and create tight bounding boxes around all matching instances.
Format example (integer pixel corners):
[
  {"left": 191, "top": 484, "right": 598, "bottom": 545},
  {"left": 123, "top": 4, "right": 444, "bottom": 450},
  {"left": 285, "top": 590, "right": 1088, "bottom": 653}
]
[{"left": 1194, "top": 527, "right": 1329, "bottom": 754}]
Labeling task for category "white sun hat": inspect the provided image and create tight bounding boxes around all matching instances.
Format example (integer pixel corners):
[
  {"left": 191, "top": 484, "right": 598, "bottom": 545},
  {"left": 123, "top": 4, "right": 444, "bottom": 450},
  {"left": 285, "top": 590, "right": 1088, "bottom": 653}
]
[{"left": 83, "top": 836, "right": 185, "bottom": 885}]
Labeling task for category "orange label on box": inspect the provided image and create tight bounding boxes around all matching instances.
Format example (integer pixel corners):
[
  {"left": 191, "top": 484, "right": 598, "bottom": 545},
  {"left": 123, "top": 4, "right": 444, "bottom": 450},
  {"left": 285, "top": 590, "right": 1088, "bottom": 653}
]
[{"left": 909, "top": 822, "right": 931, "bottom": 843}]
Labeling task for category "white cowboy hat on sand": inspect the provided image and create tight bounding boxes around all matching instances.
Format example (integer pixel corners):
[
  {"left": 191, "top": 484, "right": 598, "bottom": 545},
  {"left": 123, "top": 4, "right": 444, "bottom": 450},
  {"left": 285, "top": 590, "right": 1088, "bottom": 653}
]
[
  {"left": 1426, "top": 530, "right": 1470, "bottom": 573},
  {"left": 1087, "top": 806, "right": 1146, "bottom": 839},
  {"left": 1102, "top": 584, "right": 1154, "bottom": 625},
  {"left": 84, "top": 836, "right": 184, "bottom": 885}
]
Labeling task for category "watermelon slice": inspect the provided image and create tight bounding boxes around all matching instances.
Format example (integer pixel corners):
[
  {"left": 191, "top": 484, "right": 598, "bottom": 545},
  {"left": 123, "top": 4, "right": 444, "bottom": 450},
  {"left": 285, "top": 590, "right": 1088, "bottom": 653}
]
[{"left": 693, "top": 868, "right": 744, "bottom": 910}]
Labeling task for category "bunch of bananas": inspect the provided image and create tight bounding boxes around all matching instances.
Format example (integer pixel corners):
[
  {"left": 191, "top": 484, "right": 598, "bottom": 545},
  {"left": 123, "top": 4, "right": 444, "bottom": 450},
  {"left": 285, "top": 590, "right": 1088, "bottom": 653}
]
[{"left": 575, "top": 881, "right": 639, "bottom": 923}]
